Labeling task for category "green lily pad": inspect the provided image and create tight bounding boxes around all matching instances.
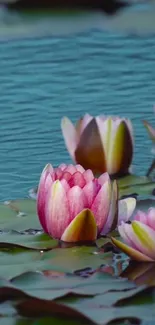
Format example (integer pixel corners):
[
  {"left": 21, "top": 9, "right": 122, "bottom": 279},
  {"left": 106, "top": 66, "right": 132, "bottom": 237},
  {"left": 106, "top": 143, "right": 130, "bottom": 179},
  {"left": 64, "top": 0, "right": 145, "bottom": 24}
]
[
  {"left": 1, "top": 280, "right": 153, "bottom": 325},
  {"left": 0, "top": 250, "right": 46, "bottom": 279},
  {"left": 0, "top": 246, "right": 112, "bottom": 279},
  {"left": 0, "top": 271, "right": 136, "bottom": 307},
  {"left": 0, "top": 233, "right": 58, "bottom": 250},
  {"left": 42, "top": 247, "right": 113, "bottom": 273},
  {"left": 118, "top": 174, "right": 155, "bottom": 198},
  {"left": 10, "top": 271, "right": 135, "bottom": 299},
  {"left": 0, "top": 199, "right": 41, "bottom": 232},
  {"left": 118, "top": 174, "right": 151, "bottom": 188}
]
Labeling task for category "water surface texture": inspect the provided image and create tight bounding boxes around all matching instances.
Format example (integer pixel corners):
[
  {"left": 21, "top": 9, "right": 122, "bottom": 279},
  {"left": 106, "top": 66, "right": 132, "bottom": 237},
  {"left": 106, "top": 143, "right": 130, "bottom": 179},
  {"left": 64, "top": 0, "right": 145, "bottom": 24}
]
[{"left": 0, "top": 16, "right": 155, "bottom": 201}]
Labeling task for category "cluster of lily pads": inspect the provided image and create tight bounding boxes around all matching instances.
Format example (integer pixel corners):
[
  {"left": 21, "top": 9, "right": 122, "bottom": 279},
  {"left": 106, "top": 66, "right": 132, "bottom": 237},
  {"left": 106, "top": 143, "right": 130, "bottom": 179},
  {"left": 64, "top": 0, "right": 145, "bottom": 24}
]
[
  {"left": 1, "top": 111, "right": 155, "bottom": 325},
  {"left": 32, "top": 112, "right": 155, "bottom": 262}
]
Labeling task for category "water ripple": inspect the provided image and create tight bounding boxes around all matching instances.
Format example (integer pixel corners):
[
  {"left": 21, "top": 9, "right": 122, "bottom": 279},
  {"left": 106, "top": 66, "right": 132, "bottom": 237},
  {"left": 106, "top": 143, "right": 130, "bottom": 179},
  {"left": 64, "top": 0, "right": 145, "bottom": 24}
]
[{"left": 0, "top": 28, "right": 154, "bottom": 201}]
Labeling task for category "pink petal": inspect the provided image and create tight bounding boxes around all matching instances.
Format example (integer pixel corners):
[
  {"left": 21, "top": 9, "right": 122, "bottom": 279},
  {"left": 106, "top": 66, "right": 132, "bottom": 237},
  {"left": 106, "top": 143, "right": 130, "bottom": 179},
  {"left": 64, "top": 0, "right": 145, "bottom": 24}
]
[
  {"left": 59, "top": 163, "right": 67, "bottom": 171},
  {"left": 54, "top": 167, "right": 63, "bottom": 180},
  {"left": 101, "top": 180, "right": 118, "bottom": 235},
  {"left": 68, "top": 171, "right": 86, "bottom": 188},
  {"left": 134, "top": 210, "right": 148, "bottom": 224},
  {"left": 98, "top": 172, "right": 110, "bottom": 186},
  {"left": 147, "top": 208, "right": 155, "bottom": 231},
  {"left": 125, "top": 119, "right": 134, "bottom": 145},
  {"left": 64, "top": 164, "right": 77, "bottom": 175},
  {"left": 61, "top": 117, "right": 78, "bottom": 160},
  {"left": 122, "top": 222, "right": 155, "bottom": 259},
  {"left": 118, "top": 222, "right": 137, "bottom": 249},
  {"left": 45, "top": 180, "right": 70, "bottom": 239},
  {"left": 37, "top": 164, "right": 53, "bottom": 233},
  {"left": 111, "top": 237, "right": 153, "bottom": 262},
  {"left": 61, "top": 171, "right": 72, "bottom": 182},
  {"left": 44, "top": 163, "right": 54, "bottom": 177},
  {"left": 132, "top": 221, "right": 155, "bottom": 259},
  {"left": 118, "top": 197, "right": 136, "bottom": 224},
  {"left": 83, "top": 181, "right": 100, "bottom": 208},
  {"left": 67, "top": 186, "right": 87, "bottom": 221},
  {"left": 80, "top": 113, "right": 93, "bottom": 135},
  {"left": 91, "top": 179, "right": 111, "bottom": 233},
  {"left": 83, "top": 169, "right": 94, "bottom": 183},
  {"left": 74, "top": 164, "right": 85, "bottom": 173},
  {"left": 60, "top": 179, "right": 70, "bottom": 193}
]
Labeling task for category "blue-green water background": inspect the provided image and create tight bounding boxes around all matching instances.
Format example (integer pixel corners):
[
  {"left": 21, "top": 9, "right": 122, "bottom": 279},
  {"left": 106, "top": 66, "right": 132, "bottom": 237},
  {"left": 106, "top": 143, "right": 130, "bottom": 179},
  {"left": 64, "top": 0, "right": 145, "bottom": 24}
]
[{"left": 0, "top": 11, "right": 155, "bottom": 201}]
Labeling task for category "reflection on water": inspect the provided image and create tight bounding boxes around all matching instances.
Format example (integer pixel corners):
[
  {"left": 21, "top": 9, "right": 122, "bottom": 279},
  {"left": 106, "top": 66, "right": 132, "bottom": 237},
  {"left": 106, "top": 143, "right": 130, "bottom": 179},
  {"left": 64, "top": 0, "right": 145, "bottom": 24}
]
[
  {"left": 121, "top": 261, "right": 155, "bottom": 286},
  {"left": 0, "top": 6, "right": 155, "bottom": 201},
  {"left": 0, "top": 3, "right": 155, "bottom": 39}
]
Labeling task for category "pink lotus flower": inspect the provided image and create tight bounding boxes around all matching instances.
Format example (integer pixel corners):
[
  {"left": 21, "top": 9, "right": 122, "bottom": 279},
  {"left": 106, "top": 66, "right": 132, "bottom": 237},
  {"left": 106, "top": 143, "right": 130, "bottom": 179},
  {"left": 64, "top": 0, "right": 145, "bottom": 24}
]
[
  {"left": 112, "top": 208, "right": 155, "bottom": 261},
  {"left": 143, "top": 106, "right": 155, "bottom": 143},
  {"left": 37, "top": 163, "right": 136, "bottom": 242},
  {"left": 61, "top": 114, "right": 133, "bottom": 176}
]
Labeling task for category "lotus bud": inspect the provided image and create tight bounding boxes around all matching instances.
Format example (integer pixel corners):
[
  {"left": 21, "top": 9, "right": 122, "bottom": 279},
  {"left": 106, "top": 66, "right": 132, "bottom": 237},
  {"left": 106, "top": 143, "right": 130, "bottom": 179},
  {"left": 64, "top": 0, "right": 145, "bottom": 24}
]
[
  {"left": 61, "top": 114, "right": 133, "bottom": 176},
  {"left": 37, "top": 163, "right": 136, "bottom": 242}
]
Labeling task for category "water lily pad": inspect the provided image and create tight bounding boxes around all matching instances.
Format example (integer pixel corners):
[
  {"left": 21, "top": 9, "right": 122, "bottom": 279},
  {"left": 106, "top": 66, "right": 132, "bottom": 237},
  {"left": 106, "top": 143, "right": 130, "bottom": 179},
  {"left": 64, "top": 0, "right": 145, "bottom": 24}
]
[
  {"left": 0, "top": 199, "right": 41, "bottom": 232},
  {"left": 42, "top": 247, "right": 113, "bottom": 274},
  {"left": 0, "top": 246, "right": 112, "bottom": 279},
  {"left": 0, "top": 259, "right": 154, "bottom": 325},
  {"left": 118, "top": 174, "right": 155, "bottom": 198},
  {"left": 0, "top": 270, "right": 136, "bottom": 312},
  {"left": 4, "top": 282, "right": 154, "bottom": 325},
  {"left": 118, "top": 174, "right": 151, "bottom": 188},
  {"left": 0, "top": 233, "right": 58, "bottom": 250},
  {"left": 0, "top": 250, "right": 46, "bottom": 279},
  {"left": 10, "top": 271, "right": 135, "bottom": 299}
]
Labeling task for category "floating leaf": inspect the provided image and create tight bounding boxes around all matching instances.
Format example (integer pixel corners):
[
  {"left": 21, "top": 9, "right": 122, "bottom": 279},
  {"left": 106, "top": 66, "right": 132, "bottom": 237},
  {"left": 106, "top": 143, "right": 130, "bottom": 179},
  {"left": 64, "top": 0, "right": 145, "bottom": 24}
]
[
  {"left": 57, "top": 285, "right": 155, "bottom": 325},
  {"left": 0, "top": 270, "right": 136, "bottom": 303},
  {"left": 118, "top": 174, "right": 151, "bottom": 188},
  {"left": 0, "top": 233, "right": 58, "bottom": 250},
  {"left": 0, "top": 250, "right": 46, "bottom": 279},
  {"left": 16, "top": 298, "right": 94, "bottom": 323},
  {"left": 0, "top": 246, "right": 112, "bottom": 279},
  {"left": 118, "top": 174, "right": 155, "bottom": 198},
  {"left": 14, "top": 286, "right": 155, "bottom": 324},
  {"left": 42, "top": 247, "right": 113, "bottom": 274},
  {"left": 0, "top": 199, "right": 41, "bottom": 232}
]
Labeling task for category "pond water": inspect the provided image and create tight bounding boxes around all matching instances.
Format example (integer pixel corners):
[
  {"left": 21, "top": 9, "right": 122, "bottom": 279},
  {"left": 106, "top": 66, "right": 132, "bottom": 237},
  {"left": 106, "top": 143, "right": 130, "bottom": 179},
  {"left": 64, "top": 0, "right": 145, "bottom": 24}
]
[
  {"left": 0, "top": 8, "right": 155, "bottom": 325},
  {"left": 0, "top": 8, "right": 155, "bottom": 201}
]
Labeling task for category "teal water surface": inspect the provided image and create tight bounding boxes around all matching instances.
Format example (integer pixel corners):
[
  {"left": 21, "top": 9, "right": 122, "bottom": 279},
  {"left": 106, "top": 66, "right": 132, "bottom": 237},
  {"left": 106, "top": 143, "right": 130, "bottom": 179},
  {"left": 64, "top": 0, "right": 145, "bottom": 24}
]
[{"left": 0, "top": 19, "right": 155, "bottom": 201}]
